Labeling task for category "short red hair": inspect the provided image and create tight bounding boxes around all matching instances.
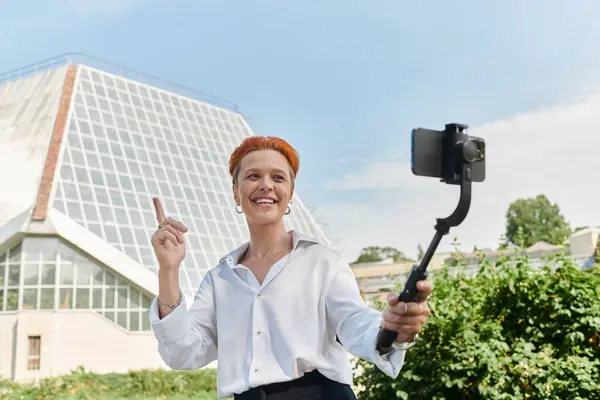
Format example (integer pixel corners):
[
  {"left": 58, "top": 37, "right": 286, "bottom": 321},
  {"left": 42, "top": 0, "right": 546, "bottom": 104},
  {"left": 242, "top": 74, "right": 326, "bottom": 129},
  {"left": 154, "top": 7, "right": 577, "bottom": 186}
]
[{"left": 228, "top": 136, "right": 300, "bottom": 183}]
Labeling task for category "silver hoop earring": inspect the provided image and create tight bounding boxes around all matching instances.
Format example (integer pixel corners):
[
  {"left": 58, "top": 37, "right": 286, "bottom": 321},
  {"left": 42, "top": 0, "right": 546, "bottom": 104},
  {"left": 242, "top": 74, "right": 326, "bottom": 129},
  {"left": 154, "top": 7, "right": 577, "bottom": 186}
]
[
  {"left": 285, "top": 206, "right": 291, "bottom": 215},
  {"left": 236, "top": 205, "right": 243, "bottom": 214}
]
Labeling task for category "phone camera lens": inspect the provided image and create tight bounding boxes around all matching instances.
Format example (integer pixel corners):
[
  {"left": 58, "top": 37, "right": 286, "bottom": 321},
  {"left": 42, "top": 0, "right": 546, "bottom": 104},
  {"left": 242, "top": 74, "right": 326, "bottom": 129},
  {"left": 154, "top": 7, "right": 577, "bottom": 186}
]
[{"left": 462, "top": 140, "right": 479, "bottom": 163}]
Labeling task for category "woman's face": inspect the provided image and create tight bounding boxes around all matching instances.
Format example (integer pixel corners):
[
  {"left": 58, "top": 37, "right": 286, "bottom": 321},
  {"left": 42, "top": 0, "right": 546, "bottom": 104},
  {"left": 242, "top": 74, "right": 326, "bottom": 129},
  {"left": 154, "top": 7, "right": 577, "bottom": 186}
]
[{"left": 233, "top": 149, "right": 294, "bottom": 226}]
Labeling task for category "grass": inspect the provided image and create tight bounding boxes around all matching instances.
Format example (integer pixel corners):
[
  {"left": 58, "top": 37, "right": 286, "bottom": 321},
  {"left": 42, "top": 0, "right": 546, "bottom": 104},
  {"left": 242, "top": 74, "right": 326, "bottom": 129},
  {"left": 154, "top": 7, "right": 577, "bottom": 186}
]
[{"left": 0, "top": 367, "right": 220, "bottom": 400}]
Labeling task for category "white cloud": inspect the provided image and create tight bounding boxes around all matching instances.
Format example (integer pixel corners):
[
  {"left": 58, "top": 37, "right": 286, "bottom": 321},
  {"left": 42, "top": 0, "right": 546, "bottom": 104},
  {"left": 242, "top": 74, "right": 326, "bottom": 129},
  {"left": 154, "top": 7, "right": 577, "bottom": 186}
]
[
  {"left": 318, "top": 90, "right": 600, "bottom": 263},
  {"left": 324, "top": 160, "right": 430, "bottom": 191}
]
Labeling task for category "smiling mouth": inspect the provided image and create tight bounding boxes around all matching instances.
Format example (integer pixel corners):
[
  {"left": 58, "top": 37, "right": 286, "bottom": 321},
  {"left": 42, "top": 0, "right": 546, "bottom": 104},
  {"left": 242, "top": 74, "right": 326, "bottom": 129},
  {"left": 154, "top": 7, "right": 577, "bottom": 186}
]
[{"left": 252, "top": 198, "right": 277, "bottom": 205}]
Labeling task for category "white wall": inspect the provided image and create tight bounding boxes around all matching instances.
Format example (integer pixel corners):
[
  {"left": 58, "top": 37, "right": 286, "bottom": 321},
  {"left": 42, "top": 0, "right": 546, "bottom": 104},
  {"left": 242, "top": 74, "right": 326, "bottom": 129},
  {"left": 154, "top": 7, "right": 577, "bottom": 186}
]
[
  {"left": 0, "top": 314, "right": 18, "bottom": 379},
  {"left": 0, "top": 311, "right": 170, "bottom": 382},
  {"left": 570, "top": 229, "right": 599, "bottom": 256}
]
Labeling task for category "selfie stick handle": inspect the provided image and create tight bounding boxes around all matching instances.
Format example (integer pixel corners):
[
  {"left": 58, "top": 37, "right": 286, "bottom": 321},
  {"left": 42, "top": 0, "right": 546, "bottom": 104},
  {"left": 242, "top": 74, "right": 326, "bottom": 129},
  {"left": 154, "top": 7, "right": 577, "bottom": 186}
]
[{"left": 376, "top": 163, "right": 472, "bottom": 353}]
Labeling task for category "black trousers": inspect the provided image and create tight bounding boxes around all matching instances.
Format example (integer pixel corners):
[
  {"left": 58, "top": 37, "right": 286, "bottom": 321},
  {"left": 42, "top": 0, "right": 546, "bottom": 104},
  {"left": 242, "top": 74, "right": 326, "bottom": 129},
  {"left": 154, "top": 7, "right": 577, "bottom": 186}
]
[{"left": 233, "top": 370, "right": 357, "bottom": 400}]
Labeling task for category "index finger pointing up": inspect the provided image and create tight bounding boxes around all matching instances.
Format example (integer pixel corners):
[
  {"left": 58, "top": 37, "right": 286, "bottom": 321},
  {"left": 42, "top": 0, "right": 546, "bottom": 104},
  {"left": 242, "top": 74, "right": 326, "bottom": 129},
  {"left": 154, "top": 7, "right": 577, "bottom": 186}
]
[{"left": 153, "top": 197, "right": 166, "bottom": 223}]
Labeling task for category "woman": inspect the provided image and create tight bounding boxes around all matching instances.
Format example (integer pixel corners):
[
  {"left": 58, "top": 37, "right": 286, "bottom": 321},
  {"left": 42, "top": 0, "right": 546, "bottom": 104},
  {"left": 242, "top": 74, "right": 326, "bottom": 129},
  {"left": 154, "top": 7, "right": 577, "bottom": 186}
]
[{"left": 149, "top": 136, "right": 432, "bottom": 400}]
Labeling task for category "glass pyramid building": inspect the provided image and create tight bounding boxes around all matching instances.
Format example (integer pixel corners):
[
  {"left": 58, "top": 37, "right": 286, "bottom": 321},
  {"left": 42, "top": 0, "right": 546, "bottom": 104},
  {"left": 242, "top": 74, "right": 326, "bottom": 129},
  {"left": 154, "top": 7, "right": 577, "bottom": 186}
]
[{"left": 0, "top": 55, "right": 331, "bottom": 341}]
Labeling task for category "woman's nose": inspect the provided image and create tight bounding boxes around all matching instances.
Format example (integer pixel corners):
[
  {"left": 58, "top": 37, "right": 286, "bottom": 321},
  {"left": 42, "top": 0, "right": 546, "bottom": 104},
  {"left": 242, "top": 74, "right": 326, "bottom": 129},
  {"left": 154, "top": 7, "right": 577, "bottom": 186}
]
[{"left": 258, "top": 177, "right": 273, "bottom": 190}]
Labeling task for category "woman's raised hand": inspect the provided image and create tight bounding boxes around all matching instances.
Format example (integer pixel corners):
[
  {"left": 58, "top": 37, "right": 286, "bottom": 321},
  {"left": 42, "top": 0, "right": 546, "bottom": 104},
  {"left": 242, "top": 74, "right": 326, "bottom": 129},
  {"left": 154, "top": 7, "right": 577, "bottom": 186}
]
[{"left": 151, "top": 197, "right": 188, "bottom": 271}]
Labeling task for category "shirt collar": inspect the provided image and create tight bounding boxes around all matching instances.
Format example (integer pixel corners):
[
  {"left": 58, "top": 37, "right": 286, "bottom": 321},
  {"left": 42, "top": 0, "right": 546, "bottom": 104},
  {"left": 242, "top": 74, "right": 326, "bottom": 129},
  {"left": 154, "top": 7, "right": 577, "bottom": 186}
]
[{"left": 219, "top": 230, "right": 319, "bottom": 268}]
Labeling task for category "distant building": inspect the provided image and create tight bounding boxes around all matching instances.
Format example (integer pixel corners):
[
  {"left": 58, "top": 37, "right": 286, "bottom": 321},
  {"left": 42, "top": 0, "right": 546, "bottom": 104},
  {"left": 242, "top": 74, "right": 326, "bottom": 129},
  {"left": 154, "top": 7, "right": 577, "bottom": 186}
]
[
  {"left": 568, "top": 227, "right": 600, "bottom": 263},
  {"left": 351, "top": 252, "right": 451, "bottom": 306},
  {"left": 0, "top": 55, "right": 330, "bottom": 382},
  {"left": 351, "top": 229, "right": 599, "bottom": 305},
  {"left": 447, "top": 229, "right": 599, "bottom": 273}
]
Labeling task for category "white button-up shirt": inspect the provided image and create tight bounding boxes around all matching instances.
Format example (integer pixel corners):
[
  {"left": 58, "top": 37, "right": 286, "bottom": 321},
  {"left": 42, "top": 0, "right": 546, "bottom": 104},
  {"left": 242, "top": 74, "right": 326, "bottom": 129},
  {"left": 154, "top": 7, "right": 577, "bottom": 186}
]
[{"left": 149, "top": 230, "right": 405, "bottom": 399}]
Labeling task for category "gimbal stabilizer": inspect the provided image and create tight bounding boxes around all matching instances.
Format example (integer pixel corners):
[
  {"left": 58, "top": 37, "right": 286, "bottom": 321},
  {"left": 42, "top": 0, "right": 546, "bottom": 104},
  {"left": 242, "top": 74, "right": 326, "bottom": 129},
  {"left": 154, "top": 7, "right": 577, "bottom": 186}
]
[{"left": 376, "top": 123, "right": 486, "bottom": 353}]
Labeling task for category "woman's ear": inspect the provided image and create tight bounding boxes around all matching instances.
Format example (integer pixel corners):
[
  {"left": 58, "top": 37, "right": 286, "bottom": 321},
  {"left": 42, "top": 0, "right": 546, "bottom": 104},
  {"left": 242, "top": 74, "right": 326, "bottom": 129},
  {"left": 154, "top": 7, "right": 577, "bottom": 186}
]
[{"left": 232, "top": 184, "right": 240, "bottom": 205}]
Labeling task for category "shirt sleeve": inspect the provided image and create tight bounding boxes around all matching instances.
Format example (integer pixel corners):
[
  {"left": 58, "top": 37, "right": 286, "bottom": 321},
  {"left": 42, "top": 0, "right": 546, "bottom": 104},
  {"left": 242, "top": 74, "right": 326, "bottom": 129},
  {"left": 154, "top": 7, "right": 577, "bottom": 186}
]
[
  {"left": 324, "top": 259, "right": 406, "bottom": 378},
  {"left": 148, "top": 272, "right": 218, "bottom": 370}
]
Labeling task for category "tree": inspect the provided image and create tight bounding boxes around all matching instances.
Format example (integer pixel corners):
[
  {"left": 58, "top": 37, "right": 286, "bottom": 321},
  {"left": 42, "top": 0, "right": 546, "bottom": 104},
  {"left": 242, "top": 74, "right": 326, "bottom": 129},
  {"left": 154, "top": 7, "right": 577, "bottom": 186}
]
[
  {"left": 497, "top": 233, "right": 510, "bottom": 250},
  {"left": 353, "top": 251, "right": 600, "bottom": 400},
  {"left": 351, "top": 246, "right": 409, "bottom": 264},
  {"left": 505, "top": 194, "right": 571, "bottom": 247}
]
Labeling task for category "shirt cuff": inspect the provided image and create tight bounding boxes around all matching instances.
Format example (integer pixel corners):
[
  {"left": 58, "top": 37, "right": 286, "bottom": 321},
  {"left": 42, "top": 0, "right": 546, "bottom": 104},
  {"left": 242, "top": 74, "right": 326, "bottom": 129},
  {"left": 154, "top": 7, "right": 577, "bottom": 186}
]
[
  {"left": 368, "top": 319, "right": 406, "bottom": 377},
  {"left": 148, "top": 296, "right": 190, "bottom": 342}
]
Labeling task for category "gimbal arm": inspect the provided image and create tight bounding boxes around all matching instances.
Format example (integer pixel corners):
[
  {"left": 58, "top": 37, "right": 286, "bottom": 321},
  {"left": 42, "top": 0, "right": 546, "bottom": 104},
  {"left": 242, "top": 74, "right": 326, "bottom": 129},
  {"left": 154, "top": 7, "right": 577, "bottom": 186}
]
[{"left": 375, "top": 162, "right": 473, "bottom": 353}]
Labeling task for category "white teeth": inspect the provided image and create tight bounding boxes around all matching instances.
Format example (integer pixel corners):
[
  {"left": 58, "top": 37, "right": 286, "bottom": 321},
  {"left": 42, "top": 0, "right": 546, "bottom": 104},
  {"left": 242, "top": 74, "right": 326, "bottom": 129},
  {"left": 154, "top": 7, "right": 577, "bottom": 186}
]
[{"left": 254, "top": 198, "right": 275, "bottom": 204}]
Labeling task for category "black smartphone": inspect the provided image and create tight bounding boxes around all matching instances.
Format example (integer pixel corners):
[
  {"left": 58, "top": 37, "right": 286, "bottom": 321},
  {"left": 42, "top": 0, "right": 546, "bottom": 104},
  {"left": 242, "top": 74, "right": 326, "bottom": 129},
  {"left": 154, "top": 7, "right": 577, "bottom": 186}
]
[
  {"left": 411, "top": 128, "right": 444, "bottom": 179},
  {"left": 410, "top": 126, "right": 486, "bottom": 183}
]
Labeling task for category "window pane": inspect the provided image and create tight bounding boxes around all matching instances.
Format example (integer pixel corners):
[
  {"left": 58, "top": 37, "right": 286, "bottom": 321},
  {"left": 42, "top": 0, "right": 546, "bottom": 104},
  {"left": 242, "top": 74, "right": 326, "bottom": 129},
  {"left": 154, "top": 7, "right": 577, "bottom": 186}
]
[
  {"left": 67, "top": 201, "right": 83, "bottom": 219},
  {"left": 23, "top": 264, "right": 39, "bottom": 285},
  {"left": 118, "top": 311, "right": 127, "bottom": 329},
  {"left": 75, "top": 288, "right": 90, "bottom": 309},
  {"left": 41, "top": 264, "right": 56, "bottom": 285},
  {"left": 79, "top": 185, "right": 94, "bottom": 202},
  {"left": 134, "top": 229, "right": 147, "bottom": 246},
  {"left": 23, "top": 238, "right": 42, "bottom": 262},
  {"left": 141, "top": 314, "right": 150, "bottom": 331},
  {"left": 23, "top": 288, "right": 38, "bottom": 310},
  {"left": 76, "top": 259, "right": 93, "bottom": 285},
  {"left": 92, "top": 288, "right": 102, "bottom": 309},
  {"left": 6, "top": 289, "right": 18, "bottom": 310},
  {"left": 60, "top": 243, "right": 76, "bottom": 263},
  {"left": 118, "top": 288, "right": 127, "bottom": 308},
  {"left": 41, "top": 240, "right": 58, "bottom": 262},
  {"left": 59, "top": 288, "right": 73, "bottom": 309},
  {"left": 92, "top": 265, "right": 103, "bottom": 286},
  {"left": 130, "top": 288, "right": 140, "bottom": 308},
  {"left": 8, "top": 265, "right": 19, "bottom": 285},
  {"left": 27, "top": 336, "right": 41, "bottom": 370},
  {"left": 0, "top": 264, "right": 4, "bottom": 286},
  {"left": 104, "top": 226, "right": 119, "bottom": 243},
  {"left": 89, "top": 223, "right": 104, "bottom": 239},
  {"left": 120, "top": 228, "right": 133, "bottom": 245},
  {"left": 105, "top": 288, "right": 115, "bottom": 308},
  {"left": 84, "top": 204, "right": 99, "bottom": 221},
  {"left": 60, "top": 263, "right": 74, "bottom": 285},
  {"left": 130, "top": 311, "right": 140, "bottom": 331},
  {"left": 142, "top": 295, "right": 151, "bottom": 309},
  {"left": 28, "top": 358, "right": 40, "bottom": 371},
  {"left": 104, "top": 311, "right": 114, "bottom": 322},
  {"left": 9, "top": 244, "right": 22, "bottom": 263},
  {"left": 40, "top": 288, "right": 55, "bottom": 309}
]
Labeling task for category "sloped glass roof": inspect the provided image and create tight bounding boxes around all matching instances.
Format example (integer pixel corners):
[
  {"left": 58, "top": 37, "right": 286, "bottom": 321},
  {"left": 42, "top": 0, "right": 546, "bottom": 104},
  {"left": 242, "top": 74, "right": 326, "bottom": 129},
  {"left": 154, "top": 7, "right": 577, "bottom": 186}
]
[
  {"left": 51, "top": 65, "right": 329, "bottom": 297},
  {"left": 0, "top": 66, "right": 68, "bottom": 226}
]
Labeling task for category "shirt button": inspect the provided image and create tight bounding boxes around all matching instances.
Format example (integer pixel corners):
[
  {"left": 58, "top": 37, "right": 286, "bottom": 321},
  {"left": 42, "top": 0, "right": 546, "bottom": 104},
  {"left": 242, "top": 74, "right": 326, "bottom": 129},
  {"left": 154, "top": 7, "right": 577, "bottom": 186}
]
[
  {"left": 257, "top": 293, "right": 261, "bottom": 298},
  {"left": 256, "top": 331, "right": 261, "bottom": 336},
  {"left": 254, "top": 368, "right": 259, "bottom": 373}
]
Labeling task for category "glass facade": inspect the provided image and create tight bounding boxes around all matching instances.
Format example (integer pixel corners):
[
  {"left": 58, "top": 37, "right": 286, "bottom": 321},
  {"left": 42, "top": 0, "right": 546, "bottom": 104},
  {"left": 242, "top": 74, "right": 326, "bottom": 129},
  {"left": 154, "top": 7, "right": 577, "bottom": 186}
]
[
  {"left": 52, "top": 65, "right": 329, "bottom": 298},
  {"left": 0, "top": 237, "right": 153, "bottom": 331}
]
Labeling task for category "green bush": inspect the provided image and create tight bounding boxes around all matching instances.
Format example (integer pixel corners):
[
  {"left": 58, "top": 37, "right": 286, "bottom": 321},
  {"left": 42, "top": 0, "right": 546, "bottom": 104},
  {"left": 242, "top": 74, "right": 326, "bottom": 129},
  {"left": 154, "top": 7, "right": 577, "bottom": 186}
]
[
  {"left": 353, "top": 248, "right": 600, "bottom": 400},
  {"left": 0, "top": 367, "right": 219, "bottom": 400}
]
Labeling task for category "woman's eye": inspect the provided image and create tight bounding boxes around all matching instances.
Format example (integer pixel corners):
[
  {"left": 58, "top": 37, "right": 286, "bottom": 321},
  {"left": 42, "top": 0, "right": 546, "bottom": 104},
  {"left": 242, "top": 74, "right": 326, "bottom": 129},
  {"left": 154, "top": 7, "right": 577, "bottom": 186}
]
[{"left": 273, "top": 175, "right": 285, "bottom": 181}]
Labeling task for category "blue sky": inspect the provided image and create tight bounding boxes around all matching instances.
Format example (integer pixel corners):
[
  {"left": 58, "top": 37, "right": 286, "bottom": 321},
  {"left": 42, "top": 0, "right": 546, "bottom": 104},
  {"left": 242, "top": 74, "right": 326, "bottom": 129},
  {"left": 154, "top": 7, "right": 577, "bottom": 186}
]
[{"left": 2, "top": 0, "right": 600, "bottom": 261}]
